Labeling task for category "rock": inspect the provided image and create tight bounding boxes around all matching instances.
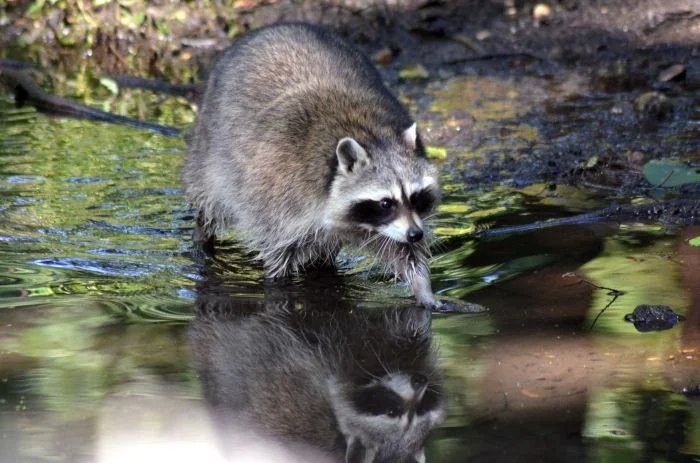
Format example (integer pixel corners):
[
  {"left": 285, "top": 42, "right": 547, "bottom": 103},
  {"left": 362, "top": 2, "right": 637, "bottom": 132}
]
[{"left": 624, "top": 304, "right": 684, "bottom": 332}]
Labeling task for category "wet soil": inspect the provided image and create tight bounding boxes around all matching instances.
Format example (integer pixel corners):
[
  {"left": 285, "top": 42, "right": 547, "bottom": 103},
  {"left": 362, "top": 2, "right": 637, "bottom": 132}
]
[{"left": 5, "top": 1, "right": 700, "bottom": 78}]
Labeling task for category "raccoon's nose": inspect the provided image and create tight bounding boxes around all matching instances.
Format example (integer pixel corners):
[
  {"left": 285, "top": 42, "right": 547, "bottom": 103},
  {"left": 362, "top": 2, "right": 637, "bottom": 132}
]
[
  {"left": 410, "top": 373, "right": 428, "bottom": 391},
  {"left": 407, "top": 227, "right": 423, "bottom": 243}
]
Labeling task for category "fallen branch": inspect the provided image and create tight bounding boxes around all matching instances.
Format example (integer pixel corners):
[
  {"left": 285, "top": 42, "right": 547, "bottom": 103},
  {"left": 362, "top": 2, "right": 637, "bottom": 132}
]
[
  {"left": 0, "top": 66, "right": 182, "bottom": 137},
  {"left": 475, "top": 199, "right": 700, "bottom": 238}
]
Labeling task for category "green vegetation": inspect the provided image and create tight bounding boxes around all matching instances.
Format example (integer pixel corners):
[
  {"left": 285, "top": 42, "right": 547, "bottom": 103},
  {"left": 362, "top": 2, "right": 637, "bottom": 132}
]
[
  {"left": 5, "top": 0, "right": 237, "bottom": 79},
  {"left": 1, "top": 0, "right": 240, "bottom": 122}
]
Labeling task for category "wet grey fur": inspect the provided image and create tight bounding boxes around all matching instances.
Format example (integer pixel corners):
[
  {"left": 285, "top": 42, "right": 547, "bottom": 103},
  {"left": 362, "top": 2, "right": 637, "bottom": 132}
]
[
  {"left": 190, "top": 302, "right": 444, "bottom": 463},
  {"left": 184, "top": 23, "right": 442, "bottom": 308}
]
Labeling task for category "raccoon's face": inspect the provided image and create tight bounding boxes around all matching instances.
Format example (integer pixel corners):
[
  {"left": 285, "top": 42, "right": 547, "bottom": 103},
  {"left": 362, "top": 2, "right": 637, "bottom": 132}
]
[
  {"left": 326, "top": 124, "right": 440, "bottom": 244},
  {"left": 330, "top": 370, "right": 445, "bottom": 463}
]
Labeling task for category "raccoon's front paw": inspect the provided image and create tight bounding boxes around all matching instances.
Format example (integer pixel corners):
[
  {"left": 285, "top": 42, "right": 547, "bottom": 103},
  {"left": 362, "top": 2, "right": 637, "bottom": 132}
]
[{"left": 432, "top": 300, "right": 487, "bottom": 314}]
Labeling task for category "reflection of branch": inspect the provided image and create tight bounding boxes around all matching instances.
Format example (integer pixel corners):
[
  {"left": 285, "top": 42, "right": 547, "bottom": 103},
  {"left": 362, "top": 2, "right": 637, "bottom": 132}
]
[
  {"left": 476, "top": 199, "right": 700, "bottom": 238},
  {"left": 590, "top": 295, "right": 620, "bottom": 330},
  {"left": 565, "top": 274, "right": 624, "bottom": 330},
  {"left": 0, "top": 66, "right": 181, "bottom": 137}
]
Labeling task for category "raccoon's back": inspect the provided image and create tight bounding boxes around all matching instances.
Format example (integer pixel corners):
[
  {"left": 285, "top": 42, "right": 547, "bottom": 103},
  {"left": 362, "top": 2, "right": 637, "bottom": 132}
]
[
  {"left": 183, "top": 24, "right": 411, "bottom": 232},
  {"left": 206, "top": 23, "right": 390, "bottom": 116}
]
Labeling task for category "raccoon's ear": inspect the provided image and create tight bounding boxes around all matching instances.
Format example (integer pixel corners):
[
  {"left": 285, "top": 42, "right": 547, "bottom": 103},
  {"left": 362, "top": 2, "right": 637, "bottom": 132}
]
[
  {"left": 336, "top": 137, "right": 369, "bottom": 175},
  {"left": 345, "top": 436, "right": 376, "bottom": 463},
  {"left": 402, "top": 122, "right": 418, "bottom": 150}
]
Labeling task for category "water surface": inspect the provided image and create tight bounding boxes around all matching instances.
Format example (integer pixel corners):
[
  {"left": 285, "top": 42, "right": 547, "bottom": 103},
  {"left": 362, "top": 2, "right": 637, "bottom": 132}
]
[{"left": 1, "top": 69, "right": 699, "bottom": 462}]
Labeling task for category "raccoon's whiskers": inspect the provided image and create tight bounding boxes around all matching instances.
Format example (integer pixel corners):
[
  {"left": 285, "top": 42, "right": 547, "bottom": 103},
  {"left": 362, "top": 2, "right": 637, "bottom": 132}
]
[
  {"left": 357, "top": 232, "right": 383, "bottom": 253},
  {"left": 373, "top": 236, "right": 389, "bottom": 264},
  {"left": 367, "top": 342, "right": 392, "bottom": 377},
  {"left": 425, "top": 382, "right": 442, "bottom": 393},
  {"left": 430, "top": 238, "right": 448, "bottom": 255},
  {"left": 349, "top": 353, "right": 382, "bottom": 383},
  {"left": 374, "top": 236, "right": 396, "bottom": 277},
  {"left": 423, "top": 210, "right": 439, "bottom": 221},
  {"left": 425, "top": 364, "right": 443, "bottom": 381}
]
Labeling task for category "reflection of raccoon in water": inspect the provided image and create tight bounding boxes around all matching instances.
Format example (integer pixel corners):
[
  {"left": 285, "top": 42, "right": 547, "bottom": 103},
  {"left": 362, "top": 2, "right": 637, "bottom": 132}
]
[
  {"left": 183, "top": 23, "right": 445, "bottom": 310},
  {"left": 190, "top": 300, "right": 445, "bottom": 462}
]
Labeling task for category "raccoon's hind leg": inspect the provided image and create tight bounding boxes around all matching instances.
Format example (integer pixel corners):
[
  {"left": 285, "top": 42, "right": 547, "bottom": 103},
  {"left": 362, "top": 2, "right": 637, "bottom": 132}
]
[
  {"left": 262, "top": 241, "right": 340, "bottom": 279},
  {"left": 303, "top": 244, "right": 340, "bottom": 274}
]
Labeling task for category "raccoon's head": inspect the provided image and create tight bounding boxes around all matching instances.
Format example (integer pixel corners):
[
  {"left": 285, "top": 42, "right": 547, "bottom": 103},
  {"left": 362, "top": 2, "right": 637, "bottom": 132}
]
[
  {"left": 329, "top": 307, "right": 445, "bottom": 463},
  {"left": 329, "top": 370, "right": 444, "bottom": 463},
  {"left": 326, "top": 123, "right": 440, "bottom": 244}
]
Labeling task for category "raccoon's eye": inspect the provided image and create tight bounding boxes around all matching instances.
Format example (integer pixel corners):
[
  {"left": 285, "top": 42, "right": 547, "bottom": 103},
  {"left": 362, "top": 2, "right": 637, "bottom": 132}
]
[
  {"left": 349, "top": 200, "right": 397, "bottom": 226},
  {"left": 379, "top": 198, "right": 394, "bottom": 209},
  {"left": 410, "top": 189, "right": 436, "bottom": 216},
  {"left": 351, "top": 386, "right": 404, "bottom": 417}
]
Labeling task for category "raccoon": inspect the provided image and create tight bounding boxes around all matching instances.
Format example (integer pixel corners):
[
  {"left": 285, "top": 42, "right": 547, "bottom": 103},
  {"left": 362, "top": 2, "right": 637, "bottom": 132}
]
[
  {"left": 183, "top": 23, "right": 447, "bottom": 310},
  {"left": 190, "top": 293, "right": 445, "bottom": 463}
]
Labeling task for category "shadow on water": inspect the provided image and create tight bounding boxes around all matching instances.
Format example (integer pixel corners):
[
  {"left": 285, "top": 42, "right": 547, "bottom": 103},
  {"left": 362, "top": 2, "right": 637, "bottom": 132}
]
[{"left": 1, "top": 51, "right": 700, "bottom": 461}]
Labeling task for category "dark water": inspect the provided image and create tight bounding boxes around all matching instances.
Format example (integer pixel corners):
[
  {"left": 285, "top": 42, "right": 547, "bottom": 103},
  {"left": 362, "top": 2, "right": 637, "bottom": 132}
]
[{"left": 1, "top": 69, "right": 699, "bottom": 462}]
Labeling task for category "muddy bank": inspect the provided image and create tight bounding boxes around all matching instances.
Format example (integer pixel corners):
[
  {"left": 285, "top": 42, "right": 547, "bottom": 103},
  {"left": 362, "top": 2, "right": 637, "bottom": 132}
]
[
  {"left": 4, "top": 1, "right": 700, "bottom": 78},
  {"left": 3, "top": 2, "right": 699, "bottom": 195}
]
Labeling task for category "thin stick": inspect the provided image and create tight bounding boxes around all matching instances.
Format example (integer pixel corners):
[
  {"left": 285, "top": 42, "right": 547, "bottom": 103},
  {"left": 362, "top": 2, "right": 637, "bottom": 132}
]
[{"left": 566, "top": 274, "right": 624, "bottom": 330}]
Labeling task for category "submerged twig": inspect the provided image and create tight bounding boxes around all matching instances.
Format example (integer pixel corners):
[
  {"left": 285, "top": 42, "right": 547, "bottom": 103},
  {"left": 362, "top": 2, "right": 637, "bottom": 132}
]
[{"left": 564, "top": 274, "right": 624, "bottom": 330}]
